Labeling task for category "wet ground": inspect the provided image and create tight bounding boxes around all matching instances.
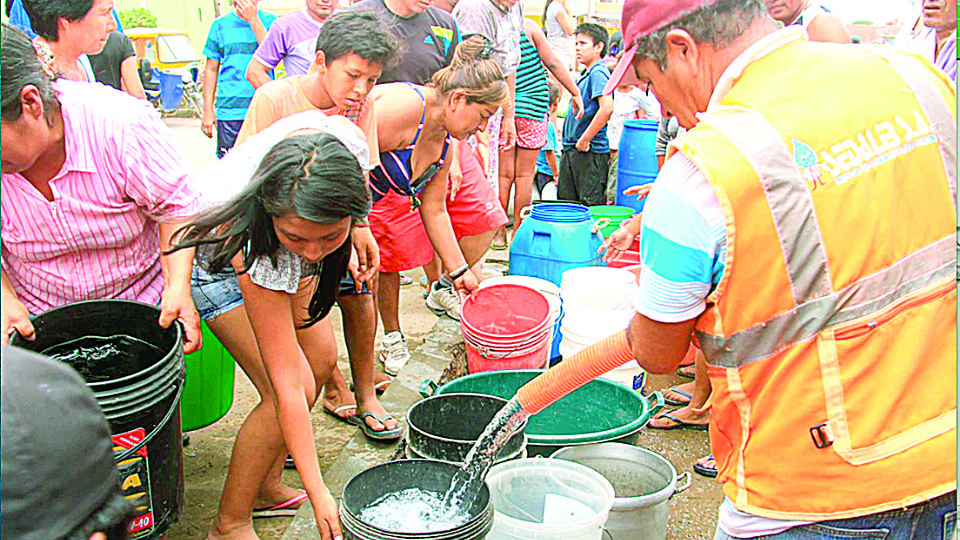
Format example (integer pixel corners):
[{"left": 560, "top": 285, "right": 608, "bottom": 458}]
[{"left": 163, "top": 118, "right": 723, "bottom": 540}]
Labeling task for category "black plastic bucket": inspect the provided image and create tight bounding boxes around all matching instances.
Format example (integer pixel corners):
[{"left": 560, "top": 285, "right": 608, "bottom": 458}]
[
  {"left": 406, "top": 393, "right": 526, "bottom": 465},
  {"left": 340, "top": 459, "right": 494, "bottom": 540},
  {"left": 12, "top": 300, "right": 185, "bottom": 539}
]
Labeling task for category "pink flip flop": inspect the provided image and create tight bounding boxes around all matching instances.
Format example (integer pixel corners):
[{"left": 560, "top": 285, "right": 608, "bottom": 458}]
[{"left": 252, "top": 490, "right": 308, "bottom": 519}]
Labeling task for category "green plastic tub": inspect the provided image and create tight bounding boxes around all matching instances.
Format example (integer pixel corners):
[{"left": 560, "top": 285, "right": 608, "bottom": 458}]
[
  {"left": 181, "top": 322, "right": 235, "bottom": 432},
  {"left": 420, "top": 369, "right": 663, "bottom": 457},
  {"left": 589, "top": 206, "right": 636, "bottom": 237}
]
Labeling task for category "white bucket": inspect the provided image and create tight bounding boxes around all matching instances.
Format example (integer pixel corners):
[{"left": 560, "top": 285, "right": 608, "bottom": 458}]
[
  {"left": 485, "top": 458, "right": 615, "bottom": 540},
  {"left": 560, "top": 268, "right": 637, "bottom": 312}
]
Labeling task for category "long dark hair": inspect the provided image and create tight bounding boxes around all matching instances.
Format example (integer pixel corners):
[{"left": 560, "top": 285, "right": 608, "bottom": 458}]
[
  {"left": 172, "top": 133, "right": 370, "bottom": 327},
  {"left": 541, "top": 0, "right": 555, "bottom": 33}
]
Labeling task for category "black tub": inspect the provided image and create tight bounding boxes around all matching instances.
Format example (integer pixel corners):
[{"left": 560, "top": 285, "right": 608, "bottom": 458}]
[
  {"left": 12, "top": 299, "right": 184, "bottom": 539},
  {"left": 406, "top": 393, "right": 526, "bottom": 464}
]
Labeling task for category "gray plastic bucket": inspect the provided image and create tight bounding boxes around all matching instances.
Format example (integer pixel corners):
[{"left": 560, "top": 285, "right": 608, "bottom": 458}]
[{"left": 551, "top": 443, "right": 690, "bottom": 540}]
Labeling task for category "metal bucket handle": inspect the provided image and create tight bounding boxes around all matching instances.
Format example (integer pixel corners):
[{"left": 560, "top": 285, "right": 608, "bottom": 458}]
[
  {"left": 601, "top": 528, "right": 613, "bottom": 540},
  {"left": 114, "top": 366, "right": 185, "bottom": 464},
  {"left": 475, "top": 330, "right": 549, "bottom": 361},
  {"left": 673, "top": 471, "right": 692, "bottom": 495},
  {"left": 419, "top": 379, "right": 439, "bottom": 398}
]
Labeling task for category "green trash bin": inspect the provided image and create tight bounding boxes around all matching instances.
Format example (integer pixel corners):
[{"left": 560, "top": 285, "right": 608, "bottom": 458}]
[{"left": 181, "top": 322, "right": 236, "bottom": 432}]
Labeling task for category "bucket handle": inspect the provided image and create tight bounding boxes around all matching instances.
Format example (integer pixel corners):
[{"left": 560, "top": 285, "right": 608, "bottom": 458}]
[
  {"left": 601, "top": 528, "right": 613, "bottom": 540},
  {"left": 519, "top": 206, "right": 533, "bottom": 220},
  {"left": 674, "top": 471, "right": 692, "bottom": 495},
  {"left": 419, "top": 379, "right": 439, "bottom": 398},
  {"left": 114, "top": 366, "right": 185, "bottom": 464},
  {"left": 647, "top": 390, "right": 666, "bottom": 418},
  {"left": 475, "top": 331, "right": 549, "bottom": 361},
  {"left": 590, "top": 217, "right": 611, "bottom": 235}
]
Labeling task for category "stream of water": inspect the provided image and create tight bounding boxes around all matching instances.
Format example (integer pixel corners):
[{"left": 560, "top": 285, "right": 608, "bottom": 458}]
[{"left": 440, "top": 396, "right": 530, "bottom": 516}]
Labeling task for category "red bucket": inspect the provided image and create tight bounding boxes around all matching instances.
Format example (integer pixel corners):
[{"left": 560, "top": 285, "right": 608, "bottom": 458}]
[{"left": 461, "top": 284, "right": 552, "bottom": 373}]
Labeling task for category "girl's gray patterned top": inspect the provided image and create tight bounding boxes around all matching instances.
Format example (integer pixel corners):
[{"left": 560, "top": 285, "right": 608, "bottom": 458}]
[{"left": 247, "top": 246, "right": 320, "bottom": 294}]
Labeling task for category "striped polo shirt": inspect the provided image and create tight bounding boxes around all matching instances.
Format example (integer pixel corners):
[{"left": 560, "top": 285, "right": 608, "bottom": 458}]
[
  {"left": 514, "top": 30, "right": 550, "bottom": 122},
  {"left": 202, "top": 11, "right": 278, "bottom": 121}
]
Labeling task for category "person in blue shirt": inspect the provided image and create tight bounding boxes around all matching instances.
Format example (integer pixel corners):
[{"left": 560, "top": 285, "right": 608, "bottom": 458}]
[
  {"left": 201, "top": 0, "right": 277, "bottom": 157},
  {"left": 559, "top": 22, "right": 613, "bottom": 205}
]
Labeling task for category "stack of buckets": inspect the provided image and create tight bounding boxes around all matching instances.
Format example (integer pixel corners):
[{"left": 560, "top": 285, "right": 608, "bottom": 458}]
[
  {"left": 461, "top": 284, "right": 553, "bottom": 373},
  {"left": 478, "top": 276, "right": 564, "bottom": 365},
  {"left": 558, "top": 267, "right": 644, "bottom": 390},
  {"left": 615, "top": 119, "right": 659, "bottom": 213}
]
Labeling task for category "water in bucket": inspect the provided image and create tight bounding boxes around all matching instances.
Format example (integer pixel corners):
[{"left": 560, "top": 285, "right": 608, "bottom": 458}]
[
  {"left": 42, "top": 334, "right": 164, "bottom": 382},
  {"left": 358, "top": 488, "right": 472, "bottom": 533}
]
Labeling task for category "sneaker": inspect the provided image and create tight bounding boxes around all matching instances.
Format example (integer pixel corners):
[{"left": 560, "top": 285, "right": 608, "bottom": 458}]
[
  {"left": 380, "top": 331, "right": 411, "bottom": 376},
  {"left": 426, "top": 284, "right": 462, "bottom": 321}
]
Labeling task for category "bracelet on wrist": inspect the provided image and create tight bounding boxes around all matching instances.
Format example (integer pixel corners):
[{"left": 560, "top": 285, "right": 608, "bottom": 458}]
[{"left": 448, "top": 264, "right": 471, "bottom": 281}]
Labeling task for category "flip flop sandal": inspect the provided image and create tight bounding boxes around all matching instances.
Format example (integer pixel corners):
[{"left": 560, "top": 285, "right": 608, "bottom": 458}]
[
  {"left": 648, "top": 412, "right": 709, "bottom": 431},
  {"left": 663, "top": 386, "right": 693, "bottom": 406},
  {"left": 676, "top": 364, "right": 697, "bottom": 379},
  {"left": 253, "top": 491, "right": 308, "bottom": 519},
  {"left": 322, "top": 404, "right": 360, "bottom": 426},
  {"left": 693, "top": 454, "right": 718, "bottom": 478},
  {"left": 399, "top": 273, "right": 413, "bottom": 286},
  {"left": 357, "top": 411, "right": 403, "bottom": 441},
  {"left": 490, "top": 240, "right": 509, "bottom": 251}
]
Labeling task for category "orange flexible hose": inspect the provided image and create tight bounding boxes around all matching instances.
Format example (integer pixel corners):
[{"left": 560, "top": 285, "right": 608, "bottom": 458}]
[{"left": 516, "top": 329, "right": 636, "bottom": 414}]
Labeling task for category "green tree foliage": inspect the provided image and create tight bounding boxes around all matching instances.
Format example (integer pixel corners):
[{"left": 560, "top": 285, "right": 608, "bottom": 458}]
[{"left": 119, "top": 7, "right": 158, "bottom": 29}]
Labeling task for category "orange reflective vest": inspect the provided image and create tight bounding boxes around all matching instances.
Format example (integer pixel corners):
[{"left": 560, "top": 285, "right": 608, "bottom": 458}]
[{"left": 670, "top": 37, "right": 957, "bottom": 520}]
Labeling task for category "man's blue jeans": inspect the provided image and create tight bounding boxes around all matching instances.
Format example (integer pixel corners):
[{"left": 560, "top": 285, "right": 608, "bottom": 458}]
[{"left": 714, "top": 492, "right": 956, "bottom": 540}]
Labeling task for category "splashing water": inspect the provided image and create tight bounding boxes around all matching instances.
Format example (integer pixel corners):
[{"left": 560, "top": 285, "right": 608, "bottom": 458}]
[
  {"left": 358, "top": 488, "right": 471, "bottom": 532},
  {"left": 441, "top": 396, "right": 530, "bottom": 515}
]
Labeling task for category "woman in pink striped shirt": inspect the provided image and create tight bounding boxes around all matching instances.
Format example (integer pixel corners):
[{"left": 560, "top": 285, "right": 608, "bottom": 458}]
[{"left": 0, "top": 23, "right": 202, "bottom": 351}]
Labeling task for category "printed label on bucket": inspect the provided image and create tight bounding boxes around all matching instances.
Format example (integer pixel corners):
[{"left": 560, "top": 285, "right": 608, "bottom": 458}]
[{"left": 112, "top": 428, "right": 155, "bottom": 538}]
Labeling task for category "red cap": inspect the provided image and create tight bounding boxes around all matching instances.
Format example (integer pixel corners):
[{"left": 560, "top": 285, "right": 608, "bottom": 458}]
[{"left": 603, "top": 0, "right": 717, "bottom": 94}]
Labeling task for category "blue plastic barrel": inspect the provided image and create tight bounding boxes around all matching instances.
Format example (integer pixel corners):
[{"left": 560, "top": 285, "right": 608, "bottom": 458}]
[
  {"left": 509, "top": 203, "right": 604, "bottom": 286},
  {"left": 154, "top": 69, "right": 184, "bottom": 112},
  {"left": 616, "top": 119, "right": 659, "bottom": 212}
]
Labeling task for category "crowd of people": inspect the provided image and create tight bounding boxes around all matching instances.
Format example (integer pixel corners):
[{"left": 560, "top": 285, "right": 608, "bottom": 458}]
[{"left": 0, "top": 0, "right": 956, "bottom": 539}]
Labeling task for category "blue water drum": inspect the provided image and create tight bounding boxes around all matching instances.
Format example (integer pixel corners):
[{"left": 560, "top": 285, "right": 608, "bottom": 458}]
[
  {"left": 616, "top": 119, "right": 659, "bottom": 213},
  {"left": 509, "top": 203, "right": 604, "bottom": 286},
  {"left": 155, "top": 69, "right": 185, "bottom": 112}
]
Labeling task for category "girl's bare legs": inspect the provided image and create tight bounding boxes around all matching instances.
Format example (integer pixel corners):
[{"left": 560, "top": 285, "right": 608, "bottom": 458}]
[
  {"left": 512, "top": 148, "right": 539, "bottom": 231},
  {"left": 207, "top": 307, "right": 303, "bottom": 540},
  {"left": 493, "top": 147, "right": 517, "bottom": 246}
]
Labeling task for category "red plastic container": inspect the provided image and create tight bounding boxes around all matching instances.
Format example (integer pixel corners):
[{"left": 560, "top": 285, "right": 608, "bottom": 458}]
[{"left": 461, "top": 284, "right": 552, "bottom": 373}]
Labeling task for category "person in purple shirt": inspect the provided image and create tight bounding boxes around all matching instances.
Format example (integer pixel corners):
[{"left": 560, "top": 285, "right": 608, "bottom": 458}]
[{"left": 246, "top": 0, "right": 335, "bottom": 88}]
